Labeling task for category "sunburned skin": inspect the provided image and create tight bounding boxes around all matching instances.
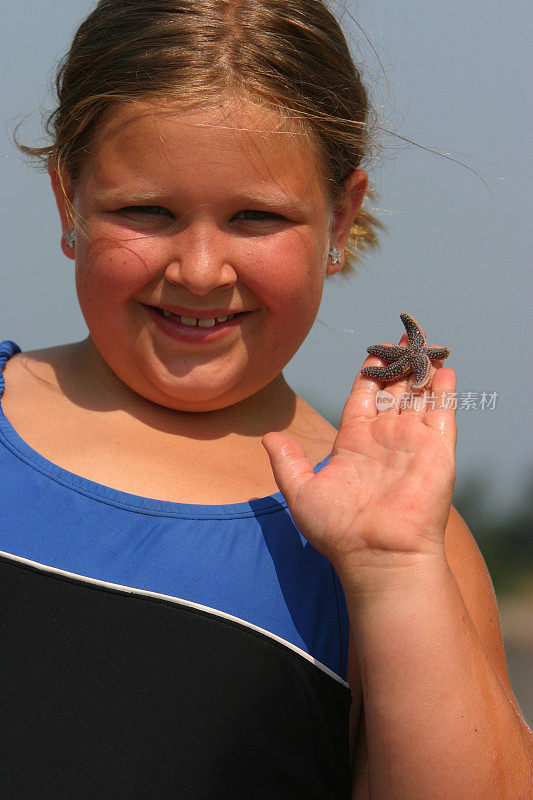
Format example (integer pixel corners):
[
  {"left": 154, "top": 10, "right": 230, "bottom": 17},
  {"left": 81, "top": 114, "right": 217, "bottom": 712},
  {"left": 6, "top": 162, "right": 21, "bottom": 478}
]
[{"left": 51, "top": 99, "right": 365, "bottom": 417}]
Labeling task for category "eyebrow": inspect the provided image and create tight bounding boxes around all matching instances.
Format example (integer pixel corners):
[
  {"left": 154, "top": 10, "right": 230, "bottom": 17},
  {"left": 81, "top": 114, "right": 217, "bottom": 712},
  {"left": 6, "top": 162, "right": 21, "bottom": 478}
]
[
  {"left": 230, "top": 192, "right": 310, "bottom": 213},
  {"left": 94, "top": 184, "right": 165, "bottom": 204},
  {"left": 95, "top": 186, "right": 311, "bottom": 214}
]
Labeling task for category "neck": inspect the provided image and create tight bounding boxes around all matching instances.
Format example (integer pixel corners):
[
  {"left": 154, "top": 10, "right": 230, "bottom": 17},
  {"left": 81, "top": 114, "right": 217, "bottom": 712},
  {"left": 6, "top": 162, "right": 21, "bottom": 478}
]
[{"left": 57, "top": 337, "right": 299, "bottom": 441}]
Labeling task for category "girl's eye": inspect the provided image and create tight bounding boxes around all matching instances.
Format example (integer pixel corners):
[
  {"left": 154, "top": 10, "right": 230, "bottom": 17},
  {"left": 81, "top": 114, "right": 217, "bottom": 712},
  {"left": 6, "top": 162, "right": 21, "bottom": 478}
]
[
  {"left": 120, "top": 206, "right": 172, "bottom": 218},
  {"left": 233, "top": 210, "right": 280, "bottom": 222},
  {"left": 115, "top": 207, "right": 284, "bottom": 226}
]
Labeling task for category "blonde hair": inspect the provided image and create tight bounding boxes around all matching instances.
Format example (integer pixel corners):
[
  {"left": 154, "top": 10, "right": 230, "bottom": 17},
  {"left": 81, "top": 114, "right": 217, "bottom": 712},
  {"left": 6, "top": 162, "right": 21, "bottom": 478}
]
[{"left": 17, "top": 0, "right": 384, "bottom": 272}]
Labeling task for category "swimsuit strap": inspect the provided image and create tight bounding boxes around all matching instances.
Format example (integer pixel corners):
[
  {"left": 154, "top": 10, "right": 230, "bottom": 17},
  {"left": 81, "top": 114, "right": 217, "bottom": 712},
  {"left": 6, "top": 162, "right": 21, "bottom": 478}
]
[{"left": 0, "top": 341, "right": 21, "bottom": 398}]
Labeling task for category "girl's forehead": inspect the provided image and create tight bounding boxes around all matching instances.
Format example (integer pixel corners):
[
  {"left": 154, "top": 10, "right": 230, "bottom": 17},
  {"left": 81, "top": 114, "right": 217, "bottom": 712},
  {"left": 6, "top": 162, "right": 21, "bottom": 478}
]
[
  {"left": 98, "top": 98, "right": 309, "bottom": 150},
  {"left": 85, "top": 100, "right": 327, "bottom": 200}
]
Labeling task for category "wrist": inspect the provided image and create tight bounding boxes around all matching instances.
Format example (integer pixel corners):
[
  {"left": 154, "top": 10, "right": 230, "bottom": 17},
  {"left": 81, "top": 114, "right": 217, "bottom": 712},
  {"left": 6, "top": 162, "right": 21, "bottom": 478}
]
[{"left": 335, "top": 550, "right": 452, "bottom": 612}]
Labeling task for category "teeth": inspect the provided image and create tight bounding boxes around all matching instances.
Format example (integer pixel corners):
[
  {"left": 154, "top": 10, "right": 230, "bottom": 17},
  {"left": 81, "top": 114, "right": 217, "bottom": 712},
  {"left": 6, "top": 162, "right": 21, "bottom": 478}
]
[{"left": 159, "top": 309, "right": 236, "bottom": 326}]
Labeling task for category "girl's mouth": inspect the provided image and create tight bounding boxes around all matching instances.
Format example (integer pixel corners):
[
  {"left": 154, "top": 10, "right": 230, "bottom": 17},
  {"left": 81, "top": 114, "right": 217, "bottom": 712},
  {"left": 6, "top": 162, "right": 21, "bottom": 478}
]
[
  {"left": 151, "top": 307, "right": 238, "bottom": 328},
  {"left": 145, "top": 305, "right": 250, "bottom": 342}
]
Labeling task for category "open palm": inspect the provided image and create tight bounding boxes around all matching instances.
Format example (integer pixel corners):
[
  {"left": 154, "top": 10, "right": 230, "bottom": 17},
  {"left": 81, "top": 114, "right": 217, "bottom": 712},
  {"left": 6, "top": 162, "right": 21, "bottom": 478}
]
[{"left": 262, "top": 334, "right": 457, "bottom": 579}]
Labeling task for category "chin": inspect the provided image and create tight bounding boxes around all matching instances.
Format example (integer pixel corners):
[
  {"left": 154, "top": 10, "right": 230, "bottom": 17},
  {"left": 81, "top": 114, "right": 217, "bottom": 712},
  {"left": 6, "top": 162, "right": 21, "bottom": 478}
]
[{"left": 132, "top": 375, "right": 255, "bottom": 413}]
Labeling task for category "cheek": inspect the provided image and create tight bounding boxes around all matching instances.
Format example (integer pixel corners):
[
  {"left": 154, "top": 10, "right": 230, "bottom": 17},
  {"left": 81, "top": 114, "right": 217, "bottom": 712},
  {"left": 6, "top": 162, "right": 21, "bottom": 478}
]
[
  {"left": 75, "top": 240, "right": 156, "bottom": 306},
  {"left": 245, "top": 232, "right": 326, "bottom": 321}
]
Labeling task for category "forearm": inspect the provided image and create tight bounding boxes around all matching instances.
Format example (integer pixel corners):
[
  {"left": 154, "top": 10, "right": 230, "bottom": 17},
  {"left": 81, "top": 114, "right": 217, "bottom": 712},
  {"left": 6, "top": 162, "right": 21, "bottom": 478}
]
[{"left": 342, "top": 556, "right": 532, "bottom": 800}]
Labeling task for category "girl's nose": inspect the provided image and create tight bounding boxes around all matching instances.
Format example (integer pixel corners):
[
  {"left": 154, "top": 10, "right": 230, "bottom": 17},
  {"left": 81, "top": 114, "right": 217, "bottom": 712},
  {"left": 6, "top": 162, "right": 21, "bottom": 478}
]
[{"left": 163, "top": 228, "right": 238, "bottom": 295}]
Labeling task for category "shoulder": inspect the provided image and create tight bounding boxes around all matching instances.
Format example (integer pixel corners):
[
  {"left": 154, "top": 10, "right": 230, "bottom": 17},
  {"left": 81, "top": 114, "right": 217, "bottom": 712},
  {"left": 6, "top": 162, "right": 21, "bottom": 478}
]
[
  {"left": 2, "top": 343, "right": 79, "bottom": 396},
  {"left": 1, "top": 343, "right": 83, "bottom": 443}
]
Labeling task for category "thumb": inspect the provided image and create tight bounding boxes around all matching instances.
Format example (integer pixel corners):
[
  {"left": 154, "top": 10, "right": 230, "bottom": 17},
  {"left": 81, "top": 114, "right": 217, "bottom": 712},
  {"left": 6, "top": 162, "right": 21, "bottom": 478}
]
[{"left": 261, "top": 432, "right": 315, "bottom": 507}]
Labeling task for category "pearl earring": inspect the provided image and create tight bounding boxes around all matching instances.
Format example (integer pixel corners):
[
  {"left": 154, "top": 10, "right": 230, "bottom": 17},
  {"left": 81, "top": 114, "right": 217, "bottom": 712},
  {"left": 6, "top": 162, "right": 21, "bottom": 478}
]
[
  {"left": 64, "top": 230, "right": 76, "bottom": 248},
  {"left": 328, "top": 246, "right": 342, "bottom": 264}
]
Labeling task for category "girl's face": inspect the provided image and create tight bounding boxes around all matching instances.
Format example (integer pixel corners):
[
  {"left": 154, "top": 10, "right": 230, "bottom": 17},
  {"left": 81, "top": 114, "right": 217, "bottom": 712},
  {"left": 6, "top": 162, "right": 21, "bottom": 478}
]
[{"left": 53, "top": 99, "right": 366, "bottom": 412}]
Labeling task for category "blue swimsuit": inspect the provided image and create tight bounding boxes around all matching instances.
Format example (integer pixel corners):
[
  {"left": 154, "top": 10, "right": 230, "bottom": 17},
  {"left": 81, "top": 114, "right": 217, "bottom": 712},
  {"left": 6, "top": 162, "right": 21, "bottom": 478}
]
[{"left": 0, "top": 340, "right": 352, "bottom": 799}]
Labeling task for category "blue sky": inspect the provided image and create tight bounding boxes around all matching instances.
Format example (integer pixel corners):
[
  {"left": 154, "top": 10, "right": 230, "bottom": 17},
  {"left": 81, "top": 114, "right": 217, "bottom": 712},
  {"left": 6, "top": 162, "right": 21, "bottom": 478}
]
[{"left": 1, "top": 0, "right": 531, "bottom": 514}]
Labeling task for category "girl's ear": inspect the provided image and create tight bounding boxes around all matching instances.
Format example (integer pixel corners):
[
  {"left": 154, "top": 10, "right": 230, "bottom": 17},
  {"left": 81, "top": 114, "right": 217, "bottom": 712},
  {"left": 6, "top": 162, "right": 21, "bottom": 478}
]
[
  {"left": 49, "top": 164, "right": 76, "bottom": 261},
  {"left": 327, "top": 169, "right": 368, "bottom": 275}
]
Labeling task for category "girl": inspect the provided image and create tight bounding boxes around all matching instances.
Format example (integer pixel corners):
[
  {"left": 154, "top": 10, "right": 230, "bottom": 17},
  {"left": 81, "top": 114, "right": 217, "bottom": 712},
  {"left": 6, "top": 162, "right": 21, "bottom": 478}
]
[{"left": 1, "top": 1, "right": 530, "bottom": 798}]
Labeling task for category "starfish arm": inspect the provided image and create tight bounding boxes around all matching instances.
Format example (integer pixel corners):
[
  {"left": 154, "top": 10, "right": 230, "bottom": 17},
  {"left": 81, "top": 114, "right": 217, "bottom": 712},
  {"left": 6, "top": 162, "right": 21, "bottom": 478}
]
[
  {"left": 424, "top": 345, "right": 451, "bottom": 361},
  {"left": 400, "top": 312, "right": 426, "bottom": 349},
  {"left": 367, "top": 344, "right": 407, "bottom": 360},
  {"left": 361, "top": 355, "right": 412, "bottom": 383},
  {"left": 410, "top": 352, "right": 432, "bottom": 390}
]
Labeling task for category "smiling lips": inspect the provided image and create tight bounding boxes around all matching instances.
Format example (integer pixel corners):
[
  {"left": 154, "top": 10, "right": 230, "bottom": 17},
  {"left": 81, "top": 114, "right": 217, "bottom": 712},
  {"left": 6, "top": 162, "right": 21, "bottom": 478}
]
[
  {"left": 160, "top": 309, "right": 237, "bottom": 328},
  {"left": 147, "top": 304, "right": 248, "bottom": 338}
]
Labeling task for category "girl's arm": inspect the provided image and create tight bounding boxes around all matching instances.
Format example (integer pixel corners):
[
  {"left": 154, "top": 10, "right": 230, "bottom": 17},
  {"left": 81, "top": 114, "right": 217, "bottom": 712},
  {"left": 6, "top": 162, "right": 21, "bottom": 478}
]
[
  {"left": 263, "top": 339, "right": 532, "bottom": 800},
  {"left": 347, "top": 506, "right": 531, "bottom": 800}
]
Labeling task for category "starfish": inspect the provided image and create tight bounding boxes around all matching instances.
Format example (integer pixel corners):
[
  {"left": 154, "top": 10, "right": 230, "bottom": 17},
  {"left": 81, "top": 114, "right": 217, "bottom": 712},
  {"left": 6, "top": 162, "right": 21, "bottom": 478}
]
[{"left": 360, "top": 312, "right": 451, "bottom": 391}]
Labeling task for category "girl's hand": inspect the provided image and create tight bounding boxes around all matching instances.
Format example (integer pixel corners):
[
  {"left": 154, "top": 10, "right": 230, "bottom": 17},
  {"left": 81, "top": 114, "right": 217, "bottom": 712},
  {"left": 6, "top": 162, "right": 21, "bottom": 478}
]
[{"left": 262, "top": 333, "right": 457, "bottom": 589}]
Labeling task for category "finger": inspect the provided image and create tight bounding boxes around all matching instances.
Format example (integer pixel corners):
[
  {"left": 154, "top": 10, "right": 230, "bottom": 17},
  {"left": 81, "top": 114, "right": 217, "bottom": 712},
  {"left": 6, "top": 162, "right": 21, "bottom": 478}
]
[
  {"left": 401, "top": 355, "right": 446, "bottom": 415},
  {"left": 367, "top": 333, "right": 415, "bottom": 415},
  {"left": 401, "top": 370, "right": 435, "bottom": 414},
  {"left": 379, "top": 334, "right": 411, "bottom": 413},
  {"left": 342, "top": 339, "right": 406, "bottom": 423},
  {"left": 340, "top": 353, "right": 384, "bottom": 425},
  {"left": 346, "top": 333, "right": 413, "bottom": 422},
  {"left": 261, "top": 432, "right": 315, "bottom": 507},
  {"left": 423, "top": 366, "right": 457, "bottom": 442}
]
